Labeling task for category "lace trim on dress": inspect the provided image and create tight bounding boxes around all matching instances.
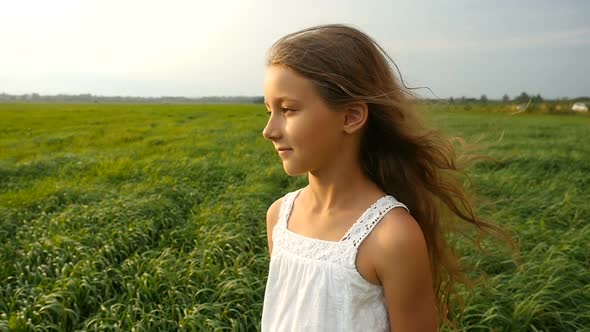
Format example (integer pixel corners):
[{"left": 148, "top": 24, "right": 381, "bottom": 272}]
[
  {"left": 273, "top": 188, "right": 410, "bottom": 265},
  {"left": 273, "top": 189, "right": 355, "bottom": 265},
  {"left": 342, "top": 199, "right": 410, "bottom": 248}
]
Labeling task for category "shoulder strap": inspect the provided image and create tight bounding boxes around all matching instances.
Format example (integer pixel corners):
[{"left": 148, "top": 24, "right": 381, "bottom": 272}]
[
  {"left": 276, "top": 188, "right": 304, "bottom": 230},
  {"left": 341, "top": 196, "right": 409, "bottom": 248}
]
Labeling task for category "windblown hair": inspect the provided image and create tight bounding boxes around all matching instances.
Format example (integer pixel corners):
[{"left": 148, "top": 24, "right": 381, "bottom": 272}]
[{"left": 266, "top": 24, "right": 518, "bottom": 329}]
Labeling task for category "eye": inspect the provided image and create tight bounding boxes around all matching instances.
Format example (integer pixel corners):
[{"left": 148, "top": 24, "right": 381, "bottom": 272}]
[{"left": 266, "top": 108, "right": 294, "bottom": 116}]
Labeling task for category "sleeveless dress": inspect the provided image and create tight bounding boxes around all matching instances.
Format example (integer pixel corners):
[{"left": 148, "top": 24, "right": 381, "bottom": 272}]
[{"left": 261, "top": 188, "right": 410, "bottom": 332}]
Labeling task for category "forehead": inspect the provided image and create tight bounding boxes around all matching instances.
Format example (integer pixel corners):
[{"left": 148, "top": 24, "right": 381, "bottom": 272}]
[{"left": 263, "top": 65, "right": 316, "bottom": 104}]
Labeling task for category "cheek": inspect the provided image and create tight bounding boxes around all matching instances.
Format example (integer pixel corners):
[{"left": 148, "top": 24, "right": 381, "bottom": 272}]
[{"left": 290, "top": 116, "right": 341, "bottom": 153}]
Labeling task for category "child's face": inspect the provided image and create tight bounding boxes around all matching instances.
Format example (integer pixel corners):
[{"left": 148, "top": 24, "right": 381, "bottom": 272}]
[{"left": 263, "top": 65, "right": 346, "bottom": 176}]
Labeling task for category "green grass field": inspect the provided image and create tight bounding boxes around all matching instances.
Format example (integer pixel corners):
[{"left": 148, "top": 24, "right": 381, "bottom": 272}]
[{"left": 0, "top": 103, "right": 588, "bottom": 331}]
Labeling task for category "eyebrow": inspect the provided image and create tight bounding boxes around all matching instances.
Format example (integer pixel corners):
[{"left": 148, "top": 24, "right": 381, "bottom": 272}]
[{"left": 264, "top": 96, "right": 301, "bottom": 106}]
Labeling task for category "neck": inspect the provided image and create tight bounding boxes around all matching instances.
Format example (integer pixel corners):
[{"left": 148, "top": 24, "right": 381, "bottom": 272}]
[{"left": 305, "top": 158, "right": 382, "bottom": 215}]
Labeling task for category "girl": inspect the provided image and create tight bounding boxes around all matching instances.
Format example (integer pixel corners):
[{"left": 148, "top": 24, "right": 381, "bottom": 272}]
[{"left": 260, "top": 24, "right": 514, "bottom": 331}]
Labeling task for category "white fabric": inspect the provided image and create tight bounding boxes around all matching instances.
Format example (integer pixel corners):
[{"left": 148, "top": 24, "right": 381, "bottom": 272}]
[{"left": 261, "top": 188, "right": 410, "bottom": 331}]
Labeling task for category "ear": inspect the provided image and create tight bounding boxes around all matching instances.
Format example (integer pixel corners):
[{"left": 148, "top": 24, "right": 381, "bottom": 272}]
[{"left": 342, "top": 102, "right": 368, "bottom": 134}]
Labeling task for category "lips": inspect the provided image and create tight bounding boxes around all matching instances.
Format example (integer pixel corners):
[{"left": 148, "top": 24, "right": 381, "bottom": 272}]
[{"left": 277, "top": 147, "right": 293, "bottom": 158}]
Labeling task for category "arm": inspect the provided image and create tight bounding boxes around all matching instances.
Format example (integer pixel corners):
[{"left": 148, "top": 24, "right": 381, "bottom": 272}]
[
  {"left": 265, "top": 197, "right": 283, "bottom": 257},
  {"left": 372, "top": 209, "right": 438, "bottom": 332}
]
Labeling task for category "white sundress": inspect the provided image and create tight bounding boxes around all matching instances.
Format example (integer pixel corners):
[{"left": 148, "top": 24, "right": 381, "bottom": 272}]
[{"left": 261, "top": 187, "right": 410, "bottom": 332}]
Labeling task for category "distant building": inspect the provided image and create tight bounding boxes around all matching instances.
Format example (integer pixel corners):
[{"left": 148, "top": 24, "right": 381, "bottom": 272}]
[
  {"left": 572, "top": 102, "right": 588, "bottom": 112},
  {"left": 512, "top": 104, "right": 527, "bottom": 111}
]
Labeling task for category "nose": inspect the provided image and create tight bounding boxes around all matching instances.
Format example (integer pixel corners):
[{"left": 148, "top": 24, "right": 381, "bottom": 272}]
[{"left": 262, "top": 113, "right": 282, "bottom": 141}]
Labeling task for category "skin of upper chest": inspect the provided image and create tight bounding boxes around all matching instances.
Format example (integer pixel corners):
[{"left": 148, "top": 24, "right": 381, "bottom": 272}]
[{"left": 287, "top": 206, "right": 382, "bottom": 286}]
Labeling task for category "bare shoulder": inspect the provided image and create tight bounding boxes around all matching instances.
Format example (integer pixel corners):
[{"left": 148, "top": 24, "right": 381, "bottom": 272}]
[
  {"left": 366, "top": 207, "right": 429, "bottom": 272},
  {"left": 266, "top": 197, "right": 283, "bottom": 229},
  {"left": 368, "top": 207, "right": 438, "bottom": 331},
  {"left": 265, "top": 196, "right": 284, "bottom": 257},
  {"left": 370, "top": 207, "right": 426, "bottom": 256}
]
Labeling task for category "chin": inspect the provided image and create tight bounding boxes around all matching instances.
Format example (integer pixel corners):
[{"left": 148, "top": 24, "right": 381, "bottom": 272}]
[{"left": 282, "top": 164, "right": 307, "bottom": 176}]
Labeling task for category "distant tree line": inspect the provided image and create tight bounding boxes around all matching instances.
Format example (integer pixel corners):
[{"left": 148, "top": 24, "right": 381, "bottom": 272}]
[
  {"left": 446, "top": 92, "right": 589, "bottom": 104},
  {"left": 1, "top": 92, "right": 588, "bottom": 105},
  {"left": 0, "top": 93, "right": 265, "bottom": 104}
]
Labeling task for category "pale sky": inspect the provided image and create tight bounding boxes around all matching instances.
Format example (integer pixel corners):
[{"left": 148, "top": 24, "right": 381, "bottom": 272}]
[{"left": 1, "top": 0, "right": 589, "bottom": 99}]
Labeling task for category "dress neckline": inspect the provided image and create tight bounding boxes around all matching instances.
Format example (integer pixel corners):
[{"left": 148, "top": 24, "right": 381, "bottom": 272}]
[{"left": 284, "top": 188, "right": 391, "bottom": 244}]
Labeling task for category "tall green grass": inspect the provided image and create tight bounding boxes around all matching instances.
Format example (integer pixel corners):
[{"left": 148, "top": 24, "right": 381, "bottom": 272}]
[{"left": 0, "top": 103, "right": 588, "bottom": 331}]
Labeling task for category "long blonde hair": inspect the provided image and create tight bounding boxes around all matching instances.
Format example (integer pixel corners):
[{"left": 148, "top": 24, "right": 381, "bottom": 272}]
[{"left": 267, "top": 24, "right": 518, "bottom": 329}]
